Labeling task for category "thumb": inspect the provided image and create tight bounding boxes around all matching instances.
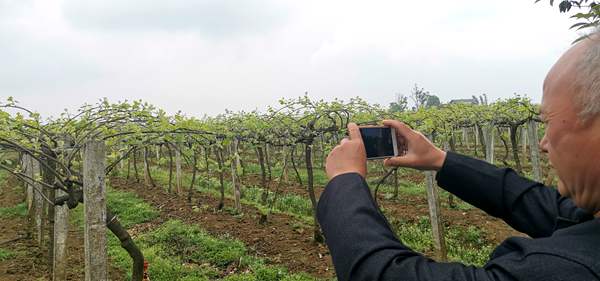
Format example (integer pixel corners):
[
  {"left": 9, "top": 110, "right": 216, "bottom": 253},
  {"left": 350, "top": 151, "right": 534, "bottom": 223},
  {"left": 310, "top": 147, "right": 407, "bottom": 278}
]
[{"left": 347, "top": 123, "right": 362, "bottom": 141}]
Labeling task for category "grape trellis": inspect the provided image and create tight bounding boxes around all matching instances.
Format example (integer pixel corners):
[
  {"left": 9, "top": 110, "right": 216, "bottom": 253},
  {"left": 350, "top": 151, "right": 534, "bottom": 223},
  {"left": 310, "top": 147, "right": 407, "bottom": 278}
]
[{"left": 0, "top": 94, "right": 542, "bottom": 280}]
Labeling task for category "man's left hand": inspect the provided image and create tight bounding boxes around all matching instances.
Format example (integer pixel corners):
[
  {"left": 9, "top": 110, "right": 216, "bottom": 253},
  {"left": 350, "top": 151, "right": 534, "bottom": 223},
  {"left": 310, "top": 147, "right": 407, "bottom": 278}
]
[{"left": 325, "top": 123, "right": 367, "bottom": 180}]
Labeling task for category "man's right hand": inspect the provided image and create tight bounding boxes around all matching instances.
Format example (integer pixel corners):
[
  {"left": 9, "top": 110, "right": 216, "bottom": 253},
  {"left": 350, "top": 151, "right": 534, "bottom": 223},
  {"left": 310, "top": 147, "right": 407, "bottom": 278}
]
[{"left": 382, "top": 120, "right": 447, "bottom": 171}]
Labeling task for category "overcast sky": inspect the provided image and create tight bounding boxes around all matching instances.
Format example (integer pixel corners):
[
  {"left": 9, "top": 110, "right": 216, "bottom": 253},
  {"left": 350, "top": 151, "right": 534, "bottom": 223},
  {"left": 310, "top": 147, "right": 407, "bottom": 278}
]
[{"left": 0, "top": 0, "right": 580, "bottom": 118}]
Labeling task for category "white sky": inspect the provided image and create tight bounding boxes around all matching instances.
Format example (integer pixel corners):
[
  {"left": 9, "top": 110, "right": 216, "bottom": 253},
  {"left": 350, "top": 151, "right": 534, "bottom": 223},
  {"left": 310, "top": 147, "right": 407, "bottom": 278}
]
[{"left": 0, "top": 0, "right": 581, "bottom": 118}]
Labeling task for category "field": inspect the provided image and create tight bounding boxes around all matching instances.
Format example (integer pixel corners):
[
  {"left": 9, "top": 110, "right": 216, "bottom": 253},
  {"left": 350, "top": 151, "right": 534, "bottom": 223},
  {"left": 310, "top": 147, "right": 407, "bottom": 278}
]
[
  {"left": 0, "top": 142, "right": 551, "bottom": 280},
  {"left": 0, "top": 97, "right": 551, "bottom": 280}
]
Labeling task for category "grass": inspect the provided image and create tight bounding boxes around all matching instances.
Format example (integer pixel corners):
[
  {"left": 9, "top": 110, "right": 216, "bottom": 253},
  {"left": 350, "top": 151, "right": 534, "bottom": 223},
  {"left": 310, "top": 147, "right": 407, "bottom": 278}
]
[
  {"left": 104, "top": 188, "right": 160, "bottom": 227},
  {"left": 0, "top": 202, "right": 27, "bottom": 218},
  {"left": 244, "top": 161, "right": 492, "bottom": 266},
  {"left": 243, "top": 163, "right": 329, "bottom": 187},
  {"left": 136, "top": 168, "right": 315, "bottom": 224},
  {"left": 368, "top": 179, "right": 474, "bottom": 211},
  {"left": 0, "top": 248, "right": 16, "bottom": 261},
  {"left": 70, "top": 185, "right": 321, "bottom": 280},
  {"left": 71, "top": 187, "right": 159, "bottom": 228},
  {"left": 389, "top": 215, "right": 494, "bottom": 266},
  {"left": 119, "top": 161, "right": 499, "bottom": 269},
  {"left": 0, "top": 169, "right": 6, "bottom": 188},
  {"left": 109, "top": 220, "right": 322, "bottom": 281},
  {"left": 143, "top": 163, "right": 469, "bottom": 225}
]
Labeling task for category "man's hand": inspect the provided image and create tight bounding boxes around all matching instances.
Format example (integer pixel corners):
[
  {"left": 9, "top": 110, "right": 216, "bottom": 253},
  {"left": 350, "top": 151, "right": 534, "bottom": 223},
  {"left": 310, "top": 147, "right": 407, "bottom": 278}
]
[
  {"left": 325, "top": 123, "right": 367, "bottom": 180},
  {"left": 382, "top": 120, "right": 447, "bottom": 171}
]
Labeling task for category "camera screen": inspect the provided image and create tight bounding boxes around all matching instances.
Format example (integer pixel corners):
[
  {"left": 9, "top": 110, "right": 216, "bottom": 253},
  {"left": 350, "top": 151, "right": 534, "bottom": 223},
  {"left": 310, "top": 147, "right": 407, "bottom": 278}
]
[{"left": 359, "top": 127, "right": 395, "bottom": 159}]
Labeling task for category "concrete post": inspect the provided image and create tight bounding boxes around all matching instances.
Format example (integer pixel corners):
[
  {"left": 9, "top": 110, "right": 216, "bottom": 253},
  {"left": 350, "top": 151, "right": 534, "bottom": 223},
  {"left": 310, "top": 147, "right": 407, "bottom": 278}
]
[
  {"left": 527, "top": 120, "right": 542, "bottom": 182},
  {"left": 425, "top": 170, "right": 448, "bottom": 261},
  {"left": 83, "top": 140, "right": 108, "bottom": 281},
  {"left": 175, "top": 145, "right": 182, "bottom": 194}
]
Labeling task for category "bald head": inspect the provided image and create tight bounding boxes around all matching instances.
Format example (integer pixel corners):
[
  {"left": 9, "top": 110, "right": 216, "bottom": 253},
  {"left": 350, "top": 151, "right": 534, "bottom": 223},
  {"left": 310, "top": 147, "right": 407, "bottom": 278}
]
[
  {"left": 539, "top": 31, "right": 600, "bottom": 216},
  {"left": 545, "top": 31, "right": 600, "bottom": 121}
]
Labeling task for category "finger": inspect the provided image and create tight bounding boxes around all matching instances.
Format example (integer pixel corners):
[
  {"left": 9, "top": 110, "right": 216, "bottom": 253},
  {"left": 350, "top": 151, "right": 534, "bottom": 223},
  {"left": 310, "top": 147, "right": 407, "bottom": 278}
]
[
  {"left": 347, "top": 123, "right": 362, "bottom": 141},
  {"left": 396, "top": 134, "right": 407, "bottom": 148},
  {"left": 384, "top": 156, "right": 412, "bottom": 167},
  {"left": 383, "top": 120, "right": 414, "bottom": 138},
  {"left": 340, "top": 137, "right": 350, "bottom": 145}
]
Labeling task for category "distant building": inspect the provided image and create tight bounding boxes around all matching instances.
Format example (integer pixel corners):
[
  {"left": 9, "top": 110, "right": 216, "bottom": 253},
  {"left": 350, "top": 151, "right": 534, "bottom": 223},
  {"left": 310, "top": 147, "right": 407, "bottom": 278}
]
[{"left": 448, "top": 98, "right": 479, "bottom": 105}]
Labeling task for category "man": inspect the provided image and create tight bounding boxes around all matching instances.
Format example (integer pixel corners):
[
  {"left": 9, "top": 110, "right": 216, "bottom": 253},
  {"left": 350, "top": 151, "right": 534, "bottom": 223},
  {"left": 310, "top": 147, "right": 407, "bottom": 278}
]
[{"left": 318, "top": 34, "right": 600, "bottom": 280}]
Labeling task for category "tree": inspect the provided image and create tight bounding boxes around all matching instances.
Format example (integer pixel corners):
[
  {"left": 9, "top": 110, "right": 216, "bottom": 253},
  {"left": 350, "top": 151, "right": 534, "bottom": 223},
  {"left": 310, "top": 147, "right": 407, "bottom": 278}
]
[
  {"left": 410, "top": 84, "right": 430, "bottom": 110},
  {"left": 409, "top": 84, "right": 441, "bottom": 109},
  {"left": 426, "top": 95, "right": 441, "bottom": 108},
  {"left": 389, "top": 93, "right": 408, "bottom": 112},
  {"left": 538, "top": 0, "right": 600, "bottom": 42}
]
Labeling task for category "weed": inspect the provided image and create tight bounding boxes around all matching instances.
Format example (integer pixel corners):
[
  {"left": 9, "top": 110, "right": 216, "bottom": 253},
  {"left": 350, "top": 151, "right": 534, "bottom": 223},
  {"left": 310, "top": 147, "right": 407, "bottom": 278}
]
[
  {"left": 0, "top": 202, "right": 27, "bottom": 218},
  {"left": 0, "top": 248, "right": 15, "bottom": 261}
]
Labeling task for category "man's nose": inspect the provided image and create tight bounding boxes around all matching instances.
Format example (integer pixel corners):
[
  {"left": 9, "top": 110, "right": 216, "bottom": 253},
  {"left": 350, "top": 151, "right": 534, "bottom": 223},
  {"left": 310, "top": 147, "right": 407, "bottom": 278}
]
[{"left": 539, "top": 133, "right": 549, "bottom": 153}]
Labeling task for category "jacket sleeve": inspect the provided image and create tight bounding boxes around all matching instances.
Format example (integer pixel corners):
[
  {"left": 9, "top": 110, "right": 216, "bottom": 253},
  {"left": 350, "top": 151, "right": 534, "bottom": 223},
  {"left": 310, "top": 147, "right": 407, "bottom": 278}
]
[
  {"left": 436, "top": 152, "right": 591, "bottom": 238},
  {"left": 316, "top": 173, "right": 595, "bottom": 281}
]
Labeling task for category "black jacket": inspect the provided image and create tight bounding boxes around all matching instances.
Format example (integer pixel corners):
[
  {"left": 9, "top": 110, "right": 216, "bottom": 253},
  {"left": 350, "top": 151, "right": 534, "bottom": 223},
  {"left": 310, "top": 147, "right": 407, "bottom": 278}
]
[{"left": 317, "top": 152, "right": 600, "bottom": 281}]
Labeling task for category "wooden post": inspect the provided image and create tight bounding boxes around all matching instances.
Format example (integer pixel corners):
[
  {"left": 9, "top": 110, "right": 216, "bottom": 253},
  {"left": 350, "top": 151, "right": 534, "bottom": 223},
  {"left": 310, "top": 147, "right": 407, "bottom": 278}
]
[
  {"left": 443, "top": 142, "right": 455, "bottom": 208},
  {"left": 83, "top": 140, "right": 108, "bottom": 281},
  {"left": 265, "top": 143, "right": 272, "bottom": 182},
  {"left": 462, "top": 127, "right": 470, "bottom": 150},
  {"left": 41, "top": 150, "right": 57, "bottom": 275},
  {"left": 527, "top": 120, "right": 542, "bottom": 182},
  {"left": 143, "top": 147, "right": 150, "bottom": 186},
  {"left": 474, "top": 125, "right": 480, "bottom": 146},
  {"left": 53, "top": 184, "right": 69, "bottom": 281},
  {"left": 521, "top": 126, "right": 528, "bottom": 163},
  {"left": 156, "top": 145, "right": 160, "bottom": 160},
  {"left": 31, "top": 158, "right": 44, "bottom": 245},
  {"left": 425, "top": 170, "right": 447, "bottom": 261},
  {"left": 23, "top": 154, "right": 33, "bottom": 212},
  {"left": 175, "top": 145, "right": 182, "bottom": 195},
  {"left": 119, "top": 150, "right": 124, "bottom": 171},
  {"left": 53, "top": 138, "right": 72, "bottom": 281},
  {"left": 230, "top": 139, "right": 242, "bottom": 212},
  {"left": 483, "top": 123, "right": 495, "bottom": 164}
]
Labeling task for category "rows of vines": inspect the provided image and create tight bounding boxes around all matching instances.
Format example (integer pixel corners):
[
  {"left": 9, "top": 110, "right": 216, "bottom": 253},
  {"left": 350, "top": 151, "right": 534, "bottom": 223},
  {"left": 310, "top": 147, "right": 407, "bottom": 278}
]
[{"left": 0, "top": 94, "right": 544, "bottom": 280}]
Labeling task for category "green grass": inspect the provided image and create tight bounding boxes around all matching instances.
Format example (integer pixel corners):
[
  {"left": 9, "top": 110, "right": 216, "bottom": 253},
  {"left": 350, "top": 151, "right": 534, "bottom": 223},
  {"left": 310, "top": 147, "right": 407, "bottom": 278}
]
[
  {"left": 0, "top": 202, "right": 27, "bottom": 218},
  {"left": 111, "top": 220, "right": 321, "bottom": 281},
  {"left": 138, "top": 168, "right": 315, "bottom": 224},
  {"left": 0, "top": 169, "right": 6, "bottom": 187},
  {"left": 69, "top": 183, "right": 321, "bottom": 280},
  {"left": 389, "top": 215, "right": 493, "bottom": 266},
  {"left": 243, "top": 163, "right": 329, "bottom": 187},
  {"left": 104, "top": 188, "right": 160, "bottom": 227},
  {"left": 0, "top": 248, "right": 15, "bottom": 261},
  {"left": 119, "top": 162, "right": 496, "bottom": 270},
  {"left": 71, "top": 187, "right": 159, "bottom": 228}
]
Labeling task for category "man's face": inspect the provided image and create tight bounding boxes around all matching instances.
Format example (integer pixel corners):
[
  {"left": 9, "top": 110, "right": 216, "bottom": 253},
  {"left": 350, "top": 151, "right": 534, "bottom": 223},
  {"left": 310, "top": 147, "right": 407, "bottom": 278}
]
[{"left": 540, "top": 40, "right": 600, "bottom": 214}]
